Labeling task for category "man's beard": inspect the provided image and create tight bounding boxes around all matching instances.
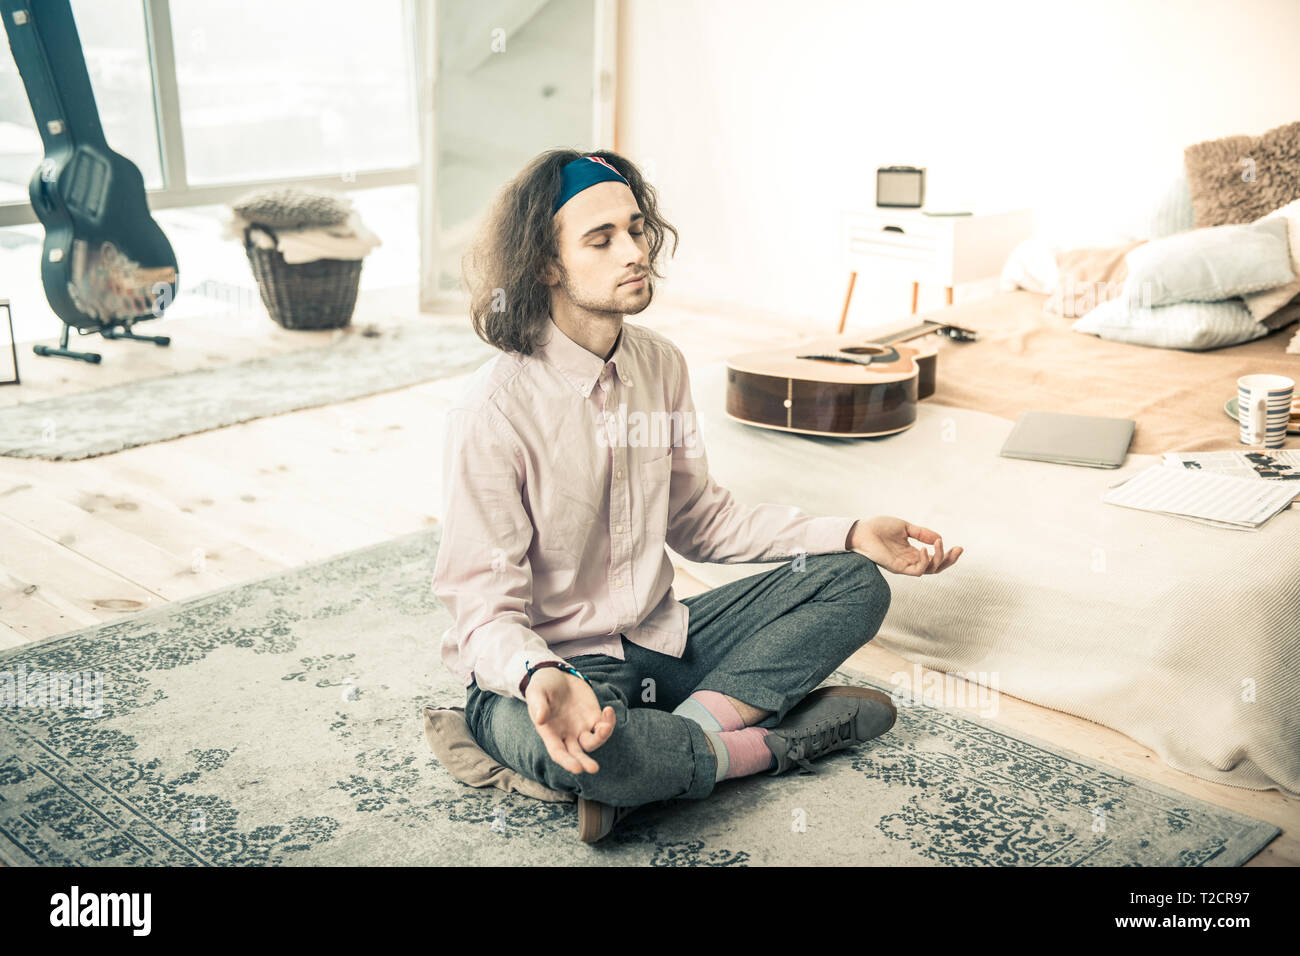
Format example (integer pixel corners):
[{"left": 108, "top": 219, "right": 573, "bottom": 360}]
[{"left": 558, "top": 270, "right": 653, "bottom": 316}]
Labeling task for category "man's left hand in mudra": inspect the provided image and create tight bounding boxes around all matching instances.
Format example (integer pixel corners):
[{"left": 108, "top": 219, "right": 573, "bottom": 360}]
[{"left": 846, "top": 516, "right": 963, "bottom": 576}]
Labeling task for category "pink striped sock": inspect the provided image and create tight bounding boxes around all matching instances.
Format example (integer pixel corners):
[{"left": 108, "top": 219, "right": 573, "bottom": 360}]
[
  {"left": 711, "top": 726, "right": 776, "bottom": 781},
  {"left": 672, "top": 689, "right": 747, "bottom": 732}
]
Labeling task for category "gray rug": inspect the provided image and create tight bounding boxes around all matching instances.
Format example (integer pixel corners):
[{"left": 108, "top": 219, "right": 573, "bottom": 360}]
[
  {"left": 0, "top": 320, "right": 496, "bottom": 460},
  {"left": 0, "top": 528, "right": 1280, "bottom": 866}
]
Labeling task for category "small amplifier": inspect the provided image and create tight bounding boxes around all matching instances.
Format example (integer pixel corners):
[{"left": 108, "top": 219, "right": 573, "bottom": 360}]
[{"left": 876, "top": 166, "right": 925, "bottom": 208}]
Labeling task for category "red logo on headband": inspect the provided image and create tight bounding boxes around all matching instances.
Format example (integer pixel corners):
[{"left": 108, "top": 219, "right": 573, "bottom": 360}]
[{"left": 587, "top": 156, "right": 620, "bottom": 174}]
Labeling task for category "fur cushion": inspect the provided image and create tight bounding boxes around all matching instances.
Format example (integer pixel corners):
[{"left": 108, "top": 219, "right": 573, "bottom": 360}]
[{"left": 1183, "top": 120, "right": 1300, "bottom": 228}]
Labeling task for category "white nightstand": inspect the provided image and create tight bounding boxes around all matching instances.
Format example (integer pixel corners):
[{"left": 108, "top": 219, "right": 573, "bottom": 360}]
[{"left": 837, "top": 207, "right": 1034, "bottom": 332}]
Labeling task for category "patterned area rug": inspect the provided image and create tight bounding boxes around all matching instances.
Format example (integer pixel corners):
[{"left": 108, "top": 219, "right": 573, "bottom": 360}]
[
  {"left": 0, "top": 320, "right": 495, "bottom": 460},
  {"left": 0, "top": 529, "right": 1279, "bottom": 866}
]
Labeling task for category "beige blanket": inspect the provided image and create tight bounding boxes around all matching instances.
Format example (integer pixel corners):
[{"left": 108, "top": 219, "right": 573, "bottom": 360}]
[
  {"left": 919, "top": 290, "right": 1300, "bottom": 455},
  {"left": 676, "top": 340, "right": 1300, "bottom": 795}
]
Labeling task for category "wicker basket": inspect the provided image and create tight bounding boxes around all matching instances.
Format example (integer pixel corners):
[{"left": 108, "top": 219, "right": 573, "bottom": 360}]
[{"left": 243, "top": 224, "right": 363, "bottom": 330}]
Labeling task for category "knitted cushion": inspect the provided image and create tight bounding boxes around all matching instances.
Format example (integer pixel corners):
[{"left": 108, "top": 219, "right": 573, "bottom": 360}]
[{"left": 231, "top": 186, "right": 353, "bottom": 230}]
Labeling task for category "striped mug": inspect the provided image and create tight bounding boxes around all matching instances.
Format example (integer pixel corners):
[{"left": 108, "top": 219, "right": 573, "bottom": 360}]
[{"left": 1237, "top": 374, "right": 1294, "bottom": 448}]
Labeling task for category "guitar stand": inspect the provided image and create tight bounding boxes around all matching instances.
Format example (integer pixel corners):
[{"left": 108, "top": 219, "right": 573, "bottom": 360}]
[{"left": 34, "top": 317, "right": 171, "bottom": 365}]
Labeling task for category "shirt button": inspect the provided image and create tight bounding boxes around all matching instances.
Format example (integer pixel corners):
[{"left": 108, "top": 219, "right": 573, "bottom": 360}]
[
  {"left": 616, "top": 469, "right": 624, "bottom": 479},
  {"left": 615, "top": 524, "right": 624, "bottom": 533},
  {"left": 613, "top": 576, "right": 623, "bottom": 587}
]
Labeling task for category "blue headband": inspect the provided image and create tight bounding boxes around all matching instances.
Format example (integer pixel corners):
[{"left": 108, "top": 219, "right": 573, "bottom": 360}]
[{"left": 553, "top": 155, "right": 630, "bottom": 214}]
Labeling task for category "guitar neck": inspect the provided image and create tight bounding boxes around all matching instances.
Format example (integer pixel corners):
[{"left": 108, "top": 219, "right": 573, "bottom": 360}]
[
  {"left": 2, "top": 0, "right": 108, "bottom": 149},
  {"left": 870, "top": 321, "right": 946, "bottom": 346}
]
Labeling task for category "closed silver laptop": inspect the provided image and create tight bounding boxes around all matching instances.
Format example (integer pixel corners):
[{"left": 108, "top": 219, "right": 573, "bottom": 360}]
[{"left": 999, "top": 410, "right": 1135, "bottom": 468}]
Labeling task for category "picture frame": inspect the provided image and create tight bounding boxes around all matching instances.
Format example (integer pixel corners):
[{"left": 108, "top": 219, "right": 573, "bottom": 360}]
[{"left": 0, "top": 299, "right": 19, "bottom": 386}]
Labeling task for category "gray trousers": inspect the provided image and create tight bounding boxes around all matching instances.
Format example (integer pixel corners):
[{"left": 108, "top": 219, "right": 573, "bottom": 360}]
[{"left": 464, "top": 550, "right": 891, "bottom": 806}]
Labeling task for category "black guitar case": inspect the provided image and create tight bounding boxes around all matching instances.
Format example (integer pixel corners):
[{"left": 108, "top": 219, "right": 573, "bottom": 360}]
[{"left": 2, "top": 0, "right": 178, "bottom": 363}]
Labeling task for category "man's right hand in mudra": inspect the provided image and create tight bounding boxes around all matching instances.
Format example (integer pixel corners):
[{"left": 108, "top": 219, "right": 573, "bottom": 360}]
[{"left": 526, "top": 668, "right": 617, "bottom": 775}]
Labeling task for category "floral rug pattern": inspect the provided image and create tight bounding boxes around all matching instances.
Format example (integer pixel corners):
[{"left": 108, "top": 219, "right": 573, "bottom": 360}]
[{"left": 0, "top": 529, "right": 1279, "bottom": 866}]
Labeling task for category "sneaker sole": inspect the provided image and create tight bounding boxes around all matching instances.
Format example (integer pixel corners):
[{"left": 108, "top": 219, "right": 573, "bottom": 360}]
[
  {"left": 577, "top": 796, "right": 611, "bottom": 843},
  {"left": 578, "top": 796, "right": 648, "bottom": 843}
]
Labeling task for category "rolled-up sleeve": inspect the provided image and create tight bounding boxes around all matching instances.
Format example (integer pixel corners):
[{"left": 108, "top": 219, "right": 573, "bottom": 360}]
[
  {"left": 431, "top": 405, "right": 567, "bottom": 702},
  {"left": 663, "top": 344, "right": 858, "bottom": 564}
]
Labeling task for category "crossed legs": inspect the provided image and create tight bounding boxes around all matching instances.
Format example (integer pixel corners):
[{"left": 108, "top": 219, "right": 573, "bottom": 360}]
[{"left": 464, "top": 551, "right": 892, "bottom": 805}]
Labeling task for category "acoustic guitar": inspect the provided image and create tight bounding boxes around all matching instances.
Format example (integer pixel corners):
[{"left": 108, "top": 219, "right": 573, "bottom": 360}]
[
  {"left": 2, "top": 0, "right": 178, "bottom": 364},
  {"left": 724, "top": 319, "right": 978, "bottom": 437}
]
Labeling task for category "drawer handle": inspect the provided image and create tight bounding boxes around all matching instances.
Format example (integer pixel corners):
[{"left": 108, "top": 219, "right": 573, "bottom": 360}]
[{"left": 882, "top": 225, "right": 904, "bottom": 233}]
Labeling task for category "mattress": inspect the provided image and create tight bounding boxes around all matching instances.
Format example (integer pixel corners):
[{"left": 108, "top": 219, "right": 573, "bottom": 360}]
[{"left": 674, "top": 294, "right": 1300, "bottom": 795}]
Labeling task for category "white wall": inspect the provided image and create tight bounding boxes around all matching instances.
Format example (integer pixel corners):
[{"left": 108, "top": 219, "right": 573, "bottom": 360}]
[{"left": 616, "top": 0, "right": 1300, "bottom": 329}]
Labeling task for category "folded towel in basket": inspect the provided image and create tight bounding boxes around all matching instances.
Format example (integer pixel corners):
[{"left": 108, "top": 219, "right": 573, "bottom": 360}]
[{"left": 228, "top": 209, "right": 382, "bottom": 264}]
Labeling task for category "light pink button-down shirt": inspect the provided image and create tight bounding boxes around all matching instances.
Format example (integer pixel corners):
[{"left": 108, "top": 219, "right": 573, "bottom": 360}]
[{"left": 432, "top": 315, "right": 858, "bottom": 702}]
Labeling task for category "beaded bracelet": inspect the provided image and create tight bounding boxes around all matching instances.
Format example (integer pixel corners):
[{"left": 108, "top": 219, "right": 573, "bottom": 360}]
[{"left": 519, "top": 659, "right": 592, "bottom": 697}]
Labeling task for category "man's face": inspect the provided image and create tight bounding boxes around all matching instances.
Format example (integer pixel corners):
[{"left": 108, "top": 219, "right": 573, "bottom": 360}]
[{"left": 548, "top": 180, "right": 652, "bottom": 317}]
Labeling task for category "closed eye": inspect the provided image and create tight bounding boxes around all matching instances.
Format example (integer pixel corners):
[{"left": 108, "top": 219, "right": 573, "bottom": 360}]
[{"left": 594, "top": 230, "right": 644, "bottom": 248}]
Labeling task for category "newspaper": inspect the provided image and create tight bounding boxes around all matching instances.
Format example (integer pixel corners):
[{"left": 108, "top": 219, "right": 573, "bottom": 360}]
[{"left": 1160, "top": 450, "right": 1300, "bottom": 482}]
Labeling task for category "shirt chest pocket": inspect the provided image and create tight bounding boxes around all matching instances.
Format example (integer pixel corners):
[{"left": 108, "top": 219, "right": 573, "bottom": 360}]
[{"left": 640, "top": 449, "right": 673, "bottom": 543}]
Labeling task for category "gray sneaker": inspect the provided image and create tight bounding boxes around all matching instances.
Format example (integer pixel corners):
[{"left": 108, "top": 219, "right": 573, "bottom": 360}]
[{"left": 763, "top": 685, "right": 897, "bottom": 775}]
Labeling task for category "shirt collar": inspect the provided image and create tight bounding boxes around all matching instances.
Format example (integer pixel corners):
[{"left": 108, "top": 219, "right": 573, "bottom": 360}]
[{"left": 536, "top": 315, "right": 634, "bottom": 397}]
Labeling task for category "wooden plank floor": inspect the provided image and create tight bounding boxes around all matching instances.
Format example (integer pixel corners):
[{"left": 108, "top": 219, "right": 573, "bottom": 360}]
[{"left": 0, "top": 284, "right": 1292, "bottom": 865}]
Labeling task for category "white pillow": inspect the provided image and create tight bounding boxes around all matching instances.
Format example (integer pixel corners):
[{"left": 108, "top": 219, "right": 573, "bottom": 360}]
[
  {"left": 1242, "top": 197, "right": 1300, "bottom": 322},
  {"left": 999, "top": 237, "right": 1060, "bottom": 294},
  {"left": 1120, "top": 216, "right": 1294, "bottom": 308},
  {"left": 1072, "top": 296, "right": 1269, "bottom": 351},
  {"left": 1122, "top": 170, "right": 1196, "bottom": 240}
]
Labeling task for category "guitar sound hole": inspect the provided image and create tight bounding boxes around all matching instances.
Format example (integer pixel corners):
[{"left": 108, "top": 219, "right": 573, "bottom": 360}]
[{"left": 839, "top": 345, "right": 889, "bottom": 356}]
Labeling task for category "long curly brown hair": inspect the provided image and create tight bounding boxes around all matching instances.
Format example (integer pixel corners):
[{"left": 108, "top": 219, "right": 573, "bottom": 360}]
[{"left": 462, "top": 148, "right": 679, "bottom": 355}]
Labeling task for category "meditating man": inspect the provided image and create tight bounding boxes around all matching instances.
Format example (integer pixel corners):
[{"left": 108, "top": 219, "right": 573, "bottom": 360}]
[{"left": 432, "top": 149, "right": 963, "bottom": 843}]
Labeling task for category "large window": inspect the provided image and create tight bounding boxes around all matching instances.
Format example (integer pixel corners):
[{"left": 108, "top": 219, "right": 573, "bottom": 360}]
[
  {"left": 168, "top": 1, "right": 417, "bottom": 186},
  {"left": 0, "top": 0, "right": 418, "bottom": 224}
]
